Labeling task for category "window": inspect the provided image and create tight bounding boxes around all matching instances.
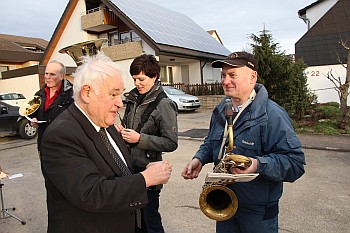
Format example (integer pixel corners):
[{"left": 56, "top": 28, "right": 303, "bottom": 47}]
[
  {"left": 0, "top": 66, "right": 9, "bottom": 79},
  {"left": 168, "top": 67, "right": 173, "bottom": 83},
  {"left": 13, "top": 93, "right": 26, "bottom": 99},
  {"left": 108, "top": 31, "right": 141, "bottom": 45},
  {"left": 108, "top": 31, "right": 119, "bottom": 45},
  {"left": 160, "top": 66, "right": 167, "bottom": 83},
  {"left": 120, "top": 32, "right": 131, "bottom": 43},
  {"left": 131, "top": 31, "right": 141, "bottom": 41},
  {"left": 160, "top": 66, "right": 174, "bottom": 84}
]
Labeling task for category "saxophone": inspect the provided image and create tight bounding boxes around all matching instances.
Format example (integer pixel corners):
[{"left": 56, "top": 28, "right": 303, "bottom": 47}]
[{"left": 199, "top": 101, "right": 252, "bottom": 221}]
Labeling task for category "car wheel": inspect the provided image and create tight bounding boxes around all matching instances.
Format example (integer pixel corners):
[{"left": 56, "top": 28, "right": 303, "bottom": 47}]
[{"left": 18, "top": 119, "right": 37, "bottom": 139}]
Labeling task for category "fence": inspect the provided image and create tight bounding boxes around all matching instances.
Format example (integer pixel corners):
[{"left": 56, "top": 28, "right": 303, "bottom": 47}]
[{"left": 163, "top": 82, "right": 224, "bottom": 96}]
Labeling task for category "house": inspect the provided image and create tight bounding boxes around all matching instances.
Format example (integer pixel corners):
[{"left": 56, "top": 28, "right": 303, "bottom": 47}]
[
  {"left": 295, "top": 0, "right": 350, "bottom": 105},
  {"left": 41, "top": 0, "right": 230, "bottom": 92},
  {"left": 0, "top": 34, "right": 48, "bottom": 98}
]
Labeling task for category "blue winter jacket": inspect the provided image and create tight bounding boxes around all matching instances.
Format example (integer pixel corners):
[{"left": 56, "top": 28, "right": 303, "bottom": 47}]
[{"left": 194, "top": 83, "right": 305, "bottom": 220}]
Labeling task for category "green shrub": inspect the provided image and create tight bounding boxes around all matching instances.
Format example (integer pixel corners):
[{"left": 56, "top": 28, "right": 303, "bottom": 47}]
[
  {"left": 314, "top": 121, "right": 340, "bottom": 135},
  {"left": 315, "top": 105, "right": 339, "bottom": 119},
  {"left": 291, "top": 119, "right": 298, "bottom": 129},
  {"left": 325, "top": 102, "right": 340, "bottom": 108}
]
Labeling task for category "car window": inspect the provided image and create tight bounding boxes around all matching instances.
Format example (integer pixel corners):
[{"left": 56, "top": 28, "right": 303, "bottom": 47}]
[
  {"left": 0, "top": 94, "right": 11, "bottom": 100},
  {"left": 14, "top": 93, "right": 26, "bottom": 99},
  {"left": 0, "top": 93, "right": 26, "bottom": 100},
  {"left": 164, "top": 88, "right": 185, "bottom": 95}
]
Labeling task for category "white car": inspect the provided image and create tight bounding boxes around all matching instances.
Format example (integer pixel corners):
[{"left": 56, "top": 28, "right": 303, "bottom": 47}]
[
  {"left": 0, "top": 101, "right": 37, "bottom": 139},
  {"left": 163, "top": 86, "right": 200, "bottom": 111},
  {"left": 0, "top": 93, "right": 26, "bottom": 107}
]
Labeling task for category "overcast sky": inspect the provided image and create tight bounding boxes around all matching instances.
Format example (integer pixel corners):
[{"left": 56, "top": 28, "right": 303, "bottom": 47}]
[{"left": 0, "top": 0, "right": 316, "bottom": 54}]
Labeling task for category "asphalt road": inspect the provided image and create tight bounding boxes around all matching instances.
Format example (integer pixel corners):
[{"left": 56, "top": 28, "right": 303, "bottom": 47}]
[{"left": 1, "top": 109, "right": 350, "bottom": 233}]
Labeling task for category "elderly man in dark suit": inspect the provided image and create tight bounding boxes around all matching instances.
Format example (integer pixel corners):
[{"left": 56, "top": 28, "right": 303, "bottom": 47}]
[{"left": 40, "top": 52, "right": 172, "bottom": 233}]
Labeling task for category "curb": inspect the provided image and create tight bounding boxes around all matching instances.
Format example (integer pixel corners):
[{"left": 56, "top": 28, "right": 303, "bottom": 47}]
[
  {"left": 0, "top": 141, "right": 36, "bottom": 151},
  {"left": 179, "top": 136, "right": 350, "bottom": 152},
  {"left": 301, "top": 144, "right": 350, "bottom": 152}
]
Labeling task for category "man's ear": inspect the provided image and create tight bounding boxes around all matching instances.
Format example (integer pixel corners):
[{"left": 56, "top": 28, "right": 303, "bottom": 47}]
[
  {"left": 81, "top": 85, "right": 91, "bottom": 103},
  {"left": 251, "top": 71, "right": 258, "bottom": 83}
]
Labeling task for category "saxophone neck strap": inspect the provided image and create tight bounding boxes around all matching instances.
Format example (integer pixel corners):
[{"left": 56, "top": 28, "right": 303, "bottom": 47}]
[{"left": 217, "top": 89, "right": 256, "bottom": 160}]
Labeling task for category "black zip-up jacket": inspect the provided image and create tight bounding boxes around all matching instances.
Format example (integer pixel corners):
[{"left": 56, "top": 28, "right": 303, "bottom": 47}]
[{"left": 30, "top": 79, "right": 73, "bottom": 151}]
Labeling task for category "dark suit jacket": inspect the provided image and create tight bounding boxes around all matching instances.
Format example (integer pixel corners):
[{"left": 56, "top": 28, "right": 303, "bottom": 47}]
[{"left": 41, "top": 104, "right": 148, "bottom": 233}]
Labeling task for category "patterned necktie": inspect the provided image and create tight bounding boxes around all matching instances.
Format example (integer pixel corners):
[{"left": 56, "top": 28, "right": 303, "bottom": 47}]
[
  {"left": 99, "top": 128, "right": 132, "bottom": 176},
  {"left": 98, "top": 128, "right": 141, "bottom": 228}
]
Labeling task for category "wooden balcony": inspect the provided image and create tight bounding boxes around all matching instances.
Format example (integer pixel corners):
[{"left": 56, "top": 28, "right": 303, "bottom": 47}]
[
  {"left": 101, "top": 41, "right": 143, "bottom": 61},
  {"left": 81, "top": 7, "right": 118, "bottom": 32}
]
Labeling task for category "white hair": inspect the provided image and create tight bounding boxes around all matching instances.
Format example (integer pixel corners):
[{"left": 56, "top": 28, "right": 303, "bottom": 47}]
[{"left": 72, "top": 52, "right": 122, "bottom": 100}]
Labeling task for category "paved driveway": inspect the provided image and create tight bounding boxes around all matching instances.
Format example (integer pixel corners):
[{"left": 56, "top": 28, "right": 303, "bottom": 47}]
[{"left": 1, "top": 108, "right": 349, "bottom": 232}]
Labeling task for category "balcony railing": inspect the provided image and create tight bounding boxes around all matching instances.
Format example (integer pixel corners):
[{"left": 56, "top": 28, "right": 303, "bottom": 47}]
[{"left": 81, "top": 7, "right": 118, "bottom": 32}]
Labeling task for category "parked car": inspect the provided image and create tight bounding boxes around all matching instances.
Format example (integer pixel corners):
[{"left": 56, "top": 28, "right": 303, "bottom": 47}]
[
  {"left": 163, "top": 86, "right": 200, "bottom": 111},
  {"left": 0, "top": 102, "right": 37, "bottom": 139},
  {"left": 0, "top": 92, "right": 26, "bottom": 107}
]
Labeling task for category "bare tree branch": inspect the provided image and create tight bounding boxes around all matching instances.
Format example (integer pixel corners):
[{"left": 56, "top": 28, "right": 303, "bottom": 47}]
[
  {"left": 339, "top": 38, "right": 349, "bottom": 50},
  {"left": 325, "top": 71, "right": 340, "bottom": 88}
]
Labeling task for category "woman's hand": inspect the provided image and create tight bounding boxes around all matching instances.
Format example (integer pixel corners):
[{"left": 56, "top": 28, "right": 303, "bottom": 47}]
[
  {"left": 115, "top": 124, "right": 125, "bottom": 133},
  {"left": 120, "top": 128, "right": 140, "bottom": 143}
]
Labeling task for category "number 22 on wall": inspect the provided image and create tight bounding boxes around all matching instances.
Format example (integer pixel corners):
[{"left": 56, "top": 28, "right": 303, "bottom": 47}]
[{"left": 310, "top": 71, "right": 320, "bottom": 76}]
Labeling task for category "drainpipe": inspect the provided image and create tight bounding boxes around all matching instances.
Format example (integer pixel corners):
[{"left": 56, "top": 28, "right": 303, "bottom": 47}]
[
  {"left": 200, "top": 60, "right": 207, "bottom": 84},
  {"left": 299, "top": 14, "right": 311, "bottom": 30}
]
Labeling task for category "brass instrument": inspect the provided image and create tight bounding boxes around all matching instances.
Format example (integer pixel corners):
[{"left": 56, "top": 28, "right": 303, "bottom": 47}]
[
  {"left": 58, "top": 38, "right": 107, "bottom": 65},
  {"left": 19, "top": 96, "right": 41, "bottom": 116},
  {"left": 199, "top": 101, "right": 252, "bottom": 221}
]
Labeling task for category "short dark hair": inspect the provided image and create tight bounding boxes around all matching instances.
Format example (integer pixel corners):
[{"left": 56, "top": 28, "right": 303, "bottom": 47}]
[{"left": 130, "top": 54, "right": 160, "bottom": 79}]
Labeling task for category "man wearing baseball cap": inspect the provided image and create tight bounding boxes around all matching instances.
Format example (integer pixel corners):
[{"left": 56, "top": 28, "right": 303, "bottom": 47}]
[{"left": 182, "top": 51, "right": 305, "bottom": 233}]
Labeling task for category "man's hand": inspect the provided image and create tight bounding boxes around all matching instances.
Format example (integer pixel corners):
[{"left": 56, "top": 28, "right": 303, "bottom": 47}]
[
  {"left": 230, "top": 157, "right": 258, "bottom": 174},
  {"left": 181, "top": 158, "right": 203, "bottom": 180},
  {"left": 141, "top": 161, "right": 172, "bottom": 187},
  {"left": 31, "top": 118, "right": 39, "bottom": 128}
]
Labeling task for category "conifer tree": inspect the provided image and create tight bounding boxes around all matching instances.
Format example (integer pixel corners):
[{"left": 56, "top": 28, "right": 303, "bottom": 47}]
[{"left": 249, "top": 29, "right": 313, "bottom": 119}]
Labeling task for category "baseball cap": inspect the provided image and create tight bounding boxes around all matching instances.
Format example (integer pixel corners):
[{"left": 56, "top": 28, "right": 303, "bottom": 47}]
[{"left": 211, "top": 52, "right": 258, "bottom": 71}]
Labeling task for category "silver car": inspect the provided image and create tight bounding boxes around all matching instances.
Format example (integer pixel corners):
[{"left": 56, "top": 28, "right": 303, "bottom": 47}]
[
  {"left": 0, "top": 92, "right": 26, "bottom": 107},
  {"left": 163, "top": 86, "right": 200, "bottom": 111}
]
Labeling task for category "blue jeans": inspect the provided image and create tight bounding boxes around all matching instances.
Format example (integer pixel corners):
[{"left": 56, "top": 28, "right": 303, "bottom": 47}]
[
  {"left": 143, "top": 189, "right": 164, "bottom": 233},
  {"left": 216, "top": 215, "right": 278, "bottom": 233}
]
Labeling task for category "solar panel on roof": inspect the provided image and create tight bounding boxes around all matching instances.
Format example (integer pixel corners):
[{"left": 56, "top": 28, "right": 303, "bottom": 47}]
[{"left": 112, "top": 0, "right": 230, "bottom": 56}]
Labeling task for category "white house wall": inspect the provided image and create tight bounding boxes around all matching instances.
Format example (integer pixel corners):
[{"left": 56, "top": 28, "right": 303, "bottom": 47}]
[
  {"left": 141, "top": 41, "right": 155, "bottom": 55},
  {"left": 188, "top": 62, "right": 201, "bottom": 84},
  {"left": 305, "top": 64, "right": 350, "bottom": 105},
  {"left": 49, "top": 0, "right": 92, "bottom": 66},
  {"left": 203, "top": 64, "right": 221, "bottom": 83},
  {"left": 306, "top": 0, "right": 338, "bottom": 28},
  {"left": 117, "top": 58, "right": 137, "bottom": 93},
  {"left": 118, "top": 44, "right": 156, "bottom": 92},
  {"left": 212, "top": 68, "right": 221, "bottom": 83},
  {"left": 0, "top": 75, "right": 39, "bottom": 98},
  {"left": 168, "top": 66, "right": 179, "bottom": 84}
]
